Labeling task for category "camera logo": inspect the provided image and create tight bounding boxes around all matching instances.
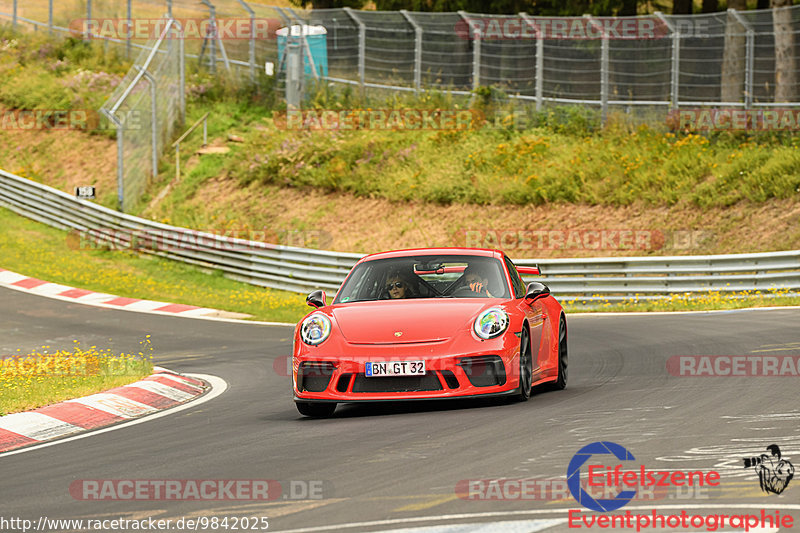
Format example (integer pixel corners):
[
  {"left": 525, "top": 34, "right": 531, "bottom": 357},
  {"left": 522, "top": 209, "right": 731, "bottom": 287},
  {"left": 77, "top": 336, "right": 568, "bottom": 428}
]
[{"left": 742, "top": 444, "right": 794, "bottom": 495}]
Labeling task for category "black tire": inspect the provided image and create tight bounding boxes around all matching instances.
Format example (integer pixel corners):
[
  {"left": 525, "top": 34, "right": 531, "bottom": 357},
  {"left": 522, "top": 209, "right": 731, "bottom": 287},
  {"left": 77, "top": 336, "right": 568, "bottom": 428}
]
[
  {"left": 552, "top": 316, "right": 568, "bottom": 390},
  {"left": 296, "top": 402, "right": 336, "bottom": 418},
  {"left": 517, "top": 326, "right": 533, "bottom": 401}
]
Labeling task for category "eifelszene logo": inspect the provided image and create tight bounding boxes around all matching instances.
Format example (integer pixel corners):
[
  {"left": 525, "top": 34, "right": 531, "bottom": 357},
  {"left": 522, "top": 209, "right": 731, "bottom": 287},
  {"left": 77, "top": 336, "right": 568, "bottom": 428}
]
[
  {"left": 742, "top": 444, "right": 794, "bottom": 495},
  {"left": 567, "top": 441, "right": 721, "bottom": 513}
]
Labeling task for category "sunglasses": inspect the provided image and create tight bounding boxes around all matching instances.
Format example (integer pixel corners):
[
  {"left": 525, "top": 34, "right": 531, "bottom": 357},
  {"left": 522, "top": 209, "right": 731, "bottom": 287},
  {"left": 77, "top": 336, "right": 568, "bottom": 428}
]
[{"left": 386, "top": 281, "right": 405, "bottom": 290}]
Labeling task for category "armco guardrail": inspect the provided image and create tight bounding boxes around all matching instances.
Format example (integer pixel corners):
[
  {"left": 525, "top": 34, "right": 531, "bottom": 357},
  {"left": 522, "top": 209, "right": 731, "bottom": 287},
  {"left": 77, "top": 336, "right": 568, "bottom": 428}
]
[{"left": 1, "top": 169, "right": 799, "bottom": 302}]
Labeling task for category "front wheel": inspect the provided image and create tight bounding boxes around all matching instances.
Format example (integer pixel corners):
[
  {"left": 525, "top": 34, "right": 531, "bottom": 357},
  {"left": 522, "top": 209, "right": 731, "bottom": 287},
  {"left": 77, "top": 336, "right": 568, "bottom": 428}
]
[
  {"left": 552, "top": 316, "right": 568, "bottom": 390},
  {"left": 516, "top": 327, "right": 533, "bottom": 401},
  {"left": 296, "top": 402, "right": 336, "bottom": 418}
]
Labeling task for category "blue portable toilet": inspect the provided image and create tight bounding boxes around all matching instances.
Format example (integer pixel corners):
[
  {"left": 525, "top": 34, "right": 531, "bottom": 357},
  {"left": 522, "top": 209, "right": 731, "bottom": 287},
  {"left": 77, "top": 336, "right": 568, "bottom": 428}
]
[{"left": 277, "top": 25, "right": 328, "bottom": 77}]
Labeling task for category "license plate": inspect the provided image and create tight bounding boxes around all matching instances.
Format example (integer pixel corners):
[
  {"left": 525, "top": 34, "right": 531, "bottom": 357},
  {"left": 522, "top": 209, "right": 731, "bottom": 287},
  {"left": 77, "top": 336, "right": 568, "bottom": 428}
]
[{"left": 365, "top": 361, "right": 425, "bottom": 377}]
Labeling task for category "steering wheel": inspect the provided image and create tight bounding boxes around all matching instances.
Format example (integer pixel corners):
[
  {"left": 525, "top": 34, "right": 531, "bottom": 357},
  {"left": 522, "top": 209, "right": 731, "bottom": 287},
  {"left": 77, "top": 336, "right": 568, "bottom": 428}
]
[{"left": 450, "top": 286, "right": 481, "bottom": 297}]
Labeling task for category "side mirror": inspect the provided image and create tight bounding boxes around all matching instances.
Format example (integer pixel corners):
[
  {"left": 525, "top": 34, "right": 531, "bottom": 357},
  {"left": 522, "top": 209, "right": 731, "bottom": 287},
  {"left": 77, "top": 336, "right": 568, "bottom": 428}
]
[
  {"left": 524, "top": 282, "right": 550, "bottom": 302},
  {"left": 306, "top": 289, "right": 326, "bottom": 309}
]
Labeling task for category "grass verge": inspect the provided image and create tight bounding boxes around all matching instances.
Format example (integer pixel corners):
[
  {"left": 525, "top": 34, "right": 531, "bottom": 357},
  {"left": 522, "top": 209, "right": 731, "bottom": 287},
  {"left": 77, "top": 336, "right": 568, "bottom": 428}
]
[
  {"left": 0, "top": 206, "right": 309, "bottom": 323},
  {"left": 0, "top": 342, "right": 153, "bottom": 415}
]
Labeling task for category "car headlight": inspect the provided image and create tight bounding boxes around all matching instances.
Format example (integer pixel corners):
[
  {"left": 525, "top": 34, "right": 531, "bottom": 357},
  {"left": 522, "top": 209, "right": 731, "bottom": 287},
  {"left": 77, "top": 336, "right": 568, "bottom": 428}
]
[
  {"left": 474, "top": 308, "right": 509, "bottom": 340},
  {"left": 300, "top": 313, "right": 332, "bottom": 345}
]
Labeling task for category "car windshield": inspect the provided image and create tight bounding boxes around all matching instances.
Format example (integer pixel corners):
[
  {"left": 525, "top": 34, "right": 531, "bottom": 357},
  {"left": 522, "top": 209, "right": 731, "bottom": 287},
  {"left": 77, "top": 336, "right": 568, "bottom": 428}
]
[{"left": 334, "top": 255, "right": 510, "bottom": 303}]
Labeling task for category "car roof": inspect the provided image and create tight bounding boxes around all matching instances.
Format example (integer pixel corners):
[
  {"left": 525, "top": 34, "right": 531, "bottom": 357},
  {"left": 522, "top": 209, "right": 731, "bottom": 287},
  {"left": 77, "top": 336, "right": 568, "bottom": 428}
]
[{"left": 359, "top": 247, "right": 504, "bottom": 263}]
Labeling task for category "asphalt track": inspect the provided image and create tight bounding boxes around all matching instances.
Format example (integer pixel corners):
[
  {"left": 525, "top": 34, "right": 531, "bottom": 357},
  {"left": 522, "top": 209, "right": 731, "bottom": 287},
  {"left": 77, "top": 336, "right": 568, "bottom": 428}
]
[{"left": 2, "top": 286, "right": 799, "bottom": 532}]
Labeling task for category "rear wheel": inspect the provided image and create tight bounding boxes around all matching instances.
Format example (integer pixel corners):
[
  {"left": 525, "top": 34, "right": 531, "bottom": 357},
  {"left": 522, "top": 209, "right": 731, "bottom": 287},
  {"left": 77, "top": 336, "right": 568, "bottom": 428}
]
[
  {"left": 552, "top": 316, "right": 568, "bottom": 390},
  {"left": 516, "top": 327, "right": 533, "bottom": 401},
  {"left": 296, "top": 402, "right": 336, "bottom": 418}
]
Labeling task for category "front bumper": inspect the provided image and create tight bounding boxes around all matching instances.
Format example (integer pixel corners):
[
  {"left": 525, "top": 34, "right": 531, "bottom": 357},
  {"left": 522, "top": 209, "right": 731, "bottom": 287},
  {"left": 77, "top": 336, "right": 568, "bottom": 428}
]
[{"left": 293, "top": 340, "right": 519, "bottom": 402}]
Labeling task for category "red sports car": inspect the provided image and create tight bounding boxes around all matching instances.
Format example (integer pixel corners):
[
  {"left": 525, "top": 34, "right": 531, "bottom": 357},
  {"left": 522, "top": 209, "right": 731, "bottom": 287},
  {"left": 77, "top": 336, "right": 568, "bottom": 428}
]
[{"left": 292, "top": 248, "right": 567, "bottom": 417}]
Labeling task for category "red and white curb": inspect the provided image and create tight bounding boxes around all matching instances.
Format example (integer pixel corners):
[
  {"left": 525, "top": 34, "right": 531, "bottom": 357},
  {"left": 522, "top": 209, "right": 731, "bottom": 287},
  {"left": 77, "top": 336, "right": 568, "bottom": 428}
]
[
  {"left": 0, "top": 367, "right": 208, "bottom": 453},
  {"left": 0, "top": 268, "right": 251, "bottom": 320}
]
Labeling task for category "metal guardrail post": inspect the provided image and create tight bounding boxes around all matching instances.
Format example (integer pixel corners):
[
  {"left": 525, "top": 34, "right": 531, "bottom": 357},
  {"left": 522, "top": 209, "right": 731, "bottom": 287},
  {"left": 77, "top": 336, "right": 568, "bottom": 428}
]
[
  {"left": 729, "top": 9, "right": 754, "bottom": 108},
  {"left": 655, "top": 12, "right": 680, "bottom": 110},
  {"left": 458, "top": 11, "right": 481, "bottom": 91},
  {"left": 167, "top": 0, "right": 172, "bottom": 18},
  {"left": 344, "top": 7, "right": 366, "bottom": 96},
  {"left": 235, "top": 0, "right": 257, "bottom": 83},
  {"left": 520, "top": 13, "right": 543, "bottom": 111},
  {"left": 400, "top": 10, "right": 422, "bottom": 92}
]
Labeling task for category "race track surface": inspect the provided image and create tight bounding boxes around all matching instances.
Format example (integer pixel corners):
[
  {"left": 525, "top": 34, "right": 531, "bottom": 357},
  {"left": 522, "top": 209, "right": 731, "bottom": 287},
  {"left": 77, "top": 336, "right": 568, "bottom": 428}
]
[{"left": 2, "top": 287, "right": 799, "bottom": 532}]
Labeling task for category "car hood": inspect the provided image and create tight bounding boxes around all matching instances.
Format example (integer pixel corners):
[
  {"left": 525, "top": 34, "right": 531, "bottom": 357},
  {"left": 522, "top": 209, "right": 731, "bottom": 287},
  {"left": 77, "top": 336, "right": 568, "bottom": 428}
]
[{"left": 331, "top": 299, "right": 497, "bottom": 344}]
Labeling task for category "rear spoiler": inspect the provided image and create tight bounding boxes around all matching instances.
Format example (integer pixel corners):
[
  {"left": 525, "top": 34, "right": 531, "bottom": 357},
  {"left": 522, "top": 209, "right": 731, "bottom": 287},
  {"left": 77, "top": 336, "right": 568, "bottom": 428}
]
[{"left": 516, "top": 265, "right": 540, "bottom": 276}]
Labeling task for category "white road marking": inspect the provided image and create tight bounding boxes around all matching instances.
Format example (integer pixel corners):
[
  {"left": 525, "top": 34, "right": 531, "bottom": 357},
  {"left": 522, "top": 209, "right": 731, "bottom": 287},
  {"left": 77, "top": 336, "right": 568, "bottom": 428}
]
[
  {"left": 0, "top": 412, "right": 83, "bottom": 441},
  {"left": 125, "top": 380, "right": 197, "bottom": 402}
]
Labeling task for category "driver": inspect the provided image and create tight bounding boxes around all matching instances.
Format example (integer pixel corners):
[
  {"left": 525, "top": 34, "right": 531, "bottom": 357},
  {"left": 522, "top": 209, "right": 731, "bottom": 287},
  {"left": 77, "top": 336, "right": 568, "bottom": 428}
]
[
  {"left": 462, "top": 264, "right": 494, "bottom": 297},
  {"left": 384, "top": 270, "right": 416, "bottom": 299}
]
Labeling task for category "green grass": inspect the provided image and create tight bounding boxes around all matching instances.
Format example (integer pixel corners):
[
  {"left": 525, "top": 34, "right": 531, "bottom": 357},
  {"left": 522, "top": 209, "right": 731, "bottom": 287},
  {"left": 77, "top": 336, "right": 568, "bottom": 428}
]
[
  {"left": 1, "top": 343, "right": 154, "bottom": 415},
  {"left": 0, "top": 207, "right": 310, "bottom": 323}
]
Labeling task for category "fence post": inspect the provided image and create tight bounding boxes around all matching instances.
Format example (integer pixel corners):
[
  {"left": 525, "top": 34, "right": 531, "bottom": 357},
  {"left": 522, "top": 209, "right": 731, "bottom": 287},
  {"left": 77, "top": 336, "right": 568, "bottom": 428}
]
[
  {"left": 344, "top": 8, "right": 366, "bottom": 96},
  {"left": 401, "top": 10, "right": 422, "bottom": 92},
  {"left": 520, "top": 13, "right": 543, "bottom": 111},
  {"left": 126, "top": 0, "right": 132, "bottom": 58},
  {"left": 655, "top": 12, "right": 680, "bottom": 110},
  {"left": 458, "top": 11, "right": 481, "bottom": 91},
  {"left": 285, "top": 37, "right": 303, "bottom": 108},
  {"left": 167, "top": 0, "right": 172, "bottom": 18},
  {"left": 236, "top": 0, "right": 257, "bottom": 84},
  {"left": 199, "top": 0, "right": 217, "bottom": 74},
  {"left": 12, "top": 0, "right": 17, "bottom": 31},
  {"left": 86, "top": 0, "right": 92, "bottom": 39},
  {"left": 136, "top": 67, "right": 159, "bottom": 180},
  {"left": 730, "top": 9, "right": 754, "bottom": 108},
  {"left": 102, "top": 110, "right": 125, "bottom": 211},
  {"left": 48, "top": 0, "right": 53, "bottom": 35},
  {"left": 179, "top": 21, "right": 186, "bottom": 125},
  {"left": 585, "top": 15, "right": 608, "bottom": 124}
]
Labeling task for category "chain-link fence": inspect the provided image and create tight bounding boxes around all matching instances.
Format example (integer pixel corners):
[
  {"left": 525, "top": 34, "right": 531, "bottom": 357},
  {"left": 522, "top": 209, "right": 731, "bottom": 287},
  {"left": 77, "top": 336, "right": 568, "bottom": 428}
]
[
  {"left": 3, "top": 1, "right": 800, "bottom": 206},
  {"left": 100, "top": 17, "right": 184, "bottom": 212}
]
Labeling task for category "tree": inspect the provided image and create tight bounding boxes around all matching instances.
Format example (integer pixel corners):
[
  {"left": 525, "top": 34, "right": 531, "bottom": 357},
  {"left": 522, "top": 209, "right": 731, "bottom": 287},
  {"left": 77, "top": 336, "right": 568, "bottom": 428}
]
[
  {"left": 672, "top": 0, "right": 692, "bottom": 15},
  {"left": 702, "top": 0, "right": 719, "bottom": 13},
  {"left": 773, "top": 0, "right": 796, "bottom": 102},
  {"left": 720, "top": 0, "right": 746, "bottom": 103}
]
